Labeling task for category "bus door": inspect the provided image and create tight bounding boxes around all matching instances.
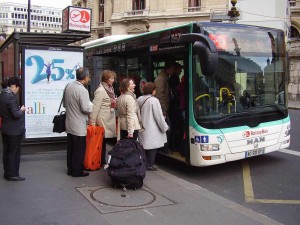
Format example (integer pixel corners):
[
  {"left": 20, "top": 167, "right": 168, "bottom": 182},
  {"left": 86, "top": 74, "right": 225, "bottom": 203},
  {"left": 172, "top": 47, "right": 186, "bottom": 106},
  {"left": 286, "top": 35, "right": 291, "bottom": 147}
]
[{"left": 150, "top": 56, "right": 189, "bottom": 162}]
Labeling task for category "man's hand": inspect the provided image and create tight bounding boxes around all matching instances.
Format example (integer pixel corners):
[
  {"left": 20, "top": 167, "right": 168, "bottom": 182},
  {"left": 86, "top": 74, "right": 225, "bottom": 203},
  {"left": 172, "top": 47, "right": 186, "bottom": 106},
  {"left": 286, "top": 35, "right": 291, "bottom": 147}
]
[{"left": 20, "top": 105, "right": 26, "bottom": 112}]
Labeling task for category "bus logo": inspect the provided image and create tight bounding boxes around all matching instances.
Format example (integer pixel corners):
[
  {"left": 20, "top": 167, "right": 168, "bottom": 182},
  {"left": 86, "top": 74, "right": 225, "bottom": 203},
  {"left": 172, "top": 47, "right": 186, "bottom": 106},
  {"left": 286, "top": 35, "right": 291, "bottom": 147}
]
[
  {"left": 247, "top": 137, "right": 265, "bottom": 145},
  {"left": 243, "top": 131, "right": 251, "bottom": 138},
  {"left": 243, "top": 129, "right": 268, "bottom": 138}
]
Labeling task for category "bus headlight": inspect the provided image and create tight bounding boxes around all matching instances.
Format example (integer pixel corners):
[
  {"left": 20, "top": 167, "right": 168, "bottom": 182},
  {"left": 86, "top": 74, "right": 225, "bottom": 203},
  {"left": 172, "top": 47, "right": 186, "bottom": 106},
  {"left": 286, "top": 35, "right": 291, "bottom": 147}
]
[
  {"left": 284, "top": 124, "right": 291, "bottom": 137},
  {"left": 200, "top": 144, "right": 219, "bottom": 151}
]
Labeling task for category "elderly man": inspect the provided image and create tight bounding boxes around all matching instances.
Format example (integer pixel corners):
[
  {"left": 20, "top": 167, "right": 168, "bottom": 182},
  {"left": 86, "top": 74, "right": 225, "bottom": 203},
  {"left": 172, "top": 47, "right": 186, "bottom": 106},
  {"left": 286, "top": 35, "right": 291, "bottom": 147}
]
[{"left": 63, "top": 67, "right": 93, "bottom": 177}]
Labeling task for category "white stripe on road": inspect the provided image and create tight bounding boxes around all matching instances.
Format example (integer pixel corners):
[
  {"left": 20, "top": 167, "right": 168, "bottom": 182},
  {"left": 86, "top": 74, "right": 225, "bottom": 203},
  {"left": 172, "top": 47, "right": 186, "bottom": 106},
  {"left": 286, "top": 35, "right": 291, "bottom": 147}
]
[{"left": 278, "top": 149, "right": 300, "bottom": 157}]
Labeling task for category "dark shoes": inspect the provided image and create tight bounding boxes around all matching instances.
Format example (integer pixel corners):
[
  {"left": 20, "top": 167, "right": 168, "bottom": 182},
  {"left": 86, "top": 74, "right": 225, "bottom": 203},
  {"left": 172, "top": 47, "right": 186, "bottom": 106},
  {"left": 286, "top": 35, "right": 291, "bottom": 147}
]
[
  {"left": 5, "top": 176, "right": 25, "bottom": 181},
  {"left": 147, "top": 166, "right": 158, "bottom": 171},
  {"left": 71, "top": 172, "right": 89, "bottom": 177}
]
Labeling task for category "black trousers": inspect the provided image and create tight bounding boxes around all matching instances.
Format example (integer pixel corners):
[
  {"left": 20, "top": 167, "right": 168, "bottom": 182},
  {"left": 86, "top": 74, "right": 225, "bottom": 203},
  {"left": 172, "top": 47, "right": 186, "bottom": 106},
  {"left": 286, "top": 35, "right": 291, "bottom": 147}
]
[
  {"left": 67, "top": 133, "right": 86, "bottom": 176},
  {"left": 145, "top": 148, "right": 158, "bottom": 168},
  {"left": 2, "top": 133, "right": 23, "bottom": 177},
  {"left": 169, "top": 106, "right": 183, "bottom": 151},
  {"left": 120, "top": 130, "right": 138, "bottom": 141}
]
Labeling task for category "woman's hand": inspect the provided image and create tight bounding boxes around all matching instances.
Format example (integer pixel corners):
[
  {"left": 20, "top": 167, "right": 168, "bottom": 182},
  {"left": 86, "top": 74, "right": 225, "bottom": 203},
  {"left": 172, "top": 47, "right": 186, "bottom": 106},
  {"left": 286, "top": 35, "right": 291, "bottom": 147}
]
[{"left": 127, "top": 133, "right": 133, "bottom": 138}]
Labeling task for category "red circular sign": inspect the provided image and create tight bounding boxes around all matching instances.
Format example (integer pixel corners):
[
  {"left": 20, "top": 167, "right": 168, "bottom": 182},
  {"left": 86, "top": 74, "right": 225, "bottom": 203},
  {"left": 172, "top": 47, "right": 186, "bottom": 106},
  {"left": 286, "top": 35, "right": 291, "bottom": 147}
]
[{"left": 70, "top": 9, "right": 90, "bottom": 23}]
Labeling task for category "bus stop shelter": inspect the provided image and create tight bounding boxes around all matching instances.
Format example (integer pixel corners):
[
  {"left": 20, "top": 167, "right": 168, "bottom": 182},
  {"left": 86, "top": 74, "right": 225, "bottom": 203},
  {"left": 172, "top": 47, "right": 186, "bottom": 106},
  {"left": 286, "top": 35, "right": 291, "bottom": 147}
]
[{"left": 0, "top": 32, "right": 90, "bottom": 143}]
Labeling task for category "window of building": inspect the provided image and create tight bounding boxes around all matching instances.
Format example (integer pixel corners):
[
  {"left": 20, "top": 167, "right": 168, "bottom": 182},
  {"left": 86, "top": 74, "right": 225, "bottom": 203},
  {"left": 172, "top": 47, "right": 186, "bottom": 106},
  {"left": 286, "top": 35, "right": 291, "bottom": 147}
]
[
  {"left": 11, "top": 13, "right": 14, "bottom": 18},
  {"left": 188, "top": 0, "right": 201, "bottom": 11},
  {"left": 132, "top": 0, "right": 145, "bottom": 10},
  {"left": 290, "top": 26, "right": 300, "bottom": 39},
  {"left": 99, "top": 1, "right": 104, "bottom": 23},
  {"left": 20, "top": 29, "right": 23, "bottom": 32},
  {"left": 189, "top": 0, "right": 200, "bottom": 7}
]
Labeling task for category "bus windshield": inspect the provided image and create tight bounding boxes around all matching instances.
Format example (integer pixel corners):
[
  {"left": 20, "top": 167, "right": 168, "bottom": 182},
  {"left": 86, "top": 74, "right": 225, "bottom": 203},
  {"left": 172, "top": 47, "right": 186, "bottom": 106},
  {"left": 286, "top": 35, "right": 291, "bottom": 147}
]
[{"left": 192, "top": 26, "right": 287, "bottom": 128}]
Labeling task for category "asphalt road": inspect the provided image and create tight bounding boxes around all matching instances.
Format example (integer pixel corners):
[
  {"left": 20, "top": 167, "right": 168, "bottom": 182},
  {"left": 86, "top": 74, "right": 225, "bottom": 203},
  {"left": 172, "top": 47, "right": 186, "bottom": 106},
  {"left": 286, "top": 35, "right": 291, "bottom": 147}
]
[{"left": 157, "top": 109, "right": 300, "bottom": 225}]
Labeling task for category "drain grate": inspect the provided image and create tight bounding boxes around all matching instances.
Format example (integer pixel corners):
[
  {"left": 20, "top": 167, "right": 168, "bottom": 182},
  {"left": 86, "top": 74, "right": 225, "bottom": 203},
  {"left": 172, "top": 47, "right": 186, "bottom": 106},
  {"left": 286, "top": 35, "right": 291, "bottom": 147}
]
[{"left": 77, "top": 185, "right": 176, "bottom": 214}]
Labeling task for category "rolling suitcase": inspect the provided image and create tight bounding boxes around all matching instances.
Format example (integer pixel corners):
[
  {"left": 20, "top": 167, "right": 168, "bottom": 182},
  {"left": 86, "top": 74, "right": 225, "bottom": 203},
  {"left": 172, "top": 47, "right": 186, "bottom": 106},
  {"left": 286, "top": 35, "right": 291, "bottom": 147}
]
[
  {"left": 84, "top": 125, "right": 104, "bottom": 170},
  {"left": 106, "top": 139, "right": 146, "bottom": 189}
]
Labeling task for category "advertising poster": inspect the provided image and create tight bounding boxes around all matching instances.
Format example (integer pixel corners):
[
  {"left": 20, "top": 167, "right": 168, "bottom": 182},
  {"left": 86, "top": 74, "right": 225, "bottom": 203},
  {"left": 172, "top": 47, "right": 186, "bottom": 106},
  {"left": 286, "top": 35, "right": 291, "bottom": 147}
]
[{"left": 24, "top": 46, "right": 83, "bottom": 139}]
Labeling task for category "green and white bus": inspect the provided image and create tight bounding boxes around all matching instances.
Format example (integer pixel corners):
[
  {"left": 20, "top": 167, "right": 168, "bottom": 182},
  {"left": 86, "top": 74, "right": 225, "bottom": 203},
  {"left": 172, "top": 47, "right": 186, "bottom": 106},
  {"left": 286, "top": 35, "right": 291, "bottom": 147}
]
[{"left": 83, "top": 22, "right": 291, "bottom": 167}]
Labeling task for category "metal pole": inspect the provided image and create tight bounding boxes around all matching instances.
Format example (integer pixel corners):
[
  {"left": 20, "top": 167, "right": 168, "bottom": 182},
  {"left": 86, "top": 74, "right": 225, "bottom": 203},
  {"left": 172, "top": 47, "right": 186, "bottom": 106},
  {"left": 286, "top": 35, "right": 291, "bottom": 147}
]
[{"left": 27, "top": 0, "right": 31, "bottom": 32}]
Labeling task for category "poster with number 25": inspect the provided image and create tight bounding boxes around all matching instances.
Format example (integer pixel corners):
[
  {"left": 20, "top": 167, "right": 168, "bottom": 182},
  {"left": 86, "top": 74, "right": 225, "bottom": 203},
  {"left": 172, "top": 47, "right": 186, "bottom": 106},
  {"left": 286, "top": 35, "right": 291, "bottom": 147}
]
[{"left": 24, "top": 46, "right": 84, "bottom": 139}]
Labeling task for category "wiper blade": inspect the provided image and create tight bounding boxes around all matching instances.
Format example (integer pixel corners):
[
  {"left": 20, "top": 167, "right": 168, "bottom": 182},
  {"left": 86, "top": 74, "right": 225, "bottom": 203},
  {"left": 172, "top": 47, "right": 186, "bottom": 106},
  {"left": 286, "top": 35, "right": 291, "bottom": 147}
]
[
  {"left": 211, "top": 114, "right": 239, "bottom": 126},
  {"left": 265, "top": 104, "right": 287, "bottom": 116}
]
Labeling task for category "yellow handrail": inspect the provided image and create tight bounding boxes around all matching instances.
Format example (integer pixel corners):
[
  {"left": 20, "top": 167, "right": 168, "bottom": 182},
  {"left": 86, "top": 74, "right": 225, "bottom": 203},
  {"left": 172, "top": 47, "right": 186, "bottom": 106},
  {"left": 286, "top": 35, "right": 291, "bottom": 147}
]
[{"left": 195, "top": 93, "right": 210, "bottom": 102}]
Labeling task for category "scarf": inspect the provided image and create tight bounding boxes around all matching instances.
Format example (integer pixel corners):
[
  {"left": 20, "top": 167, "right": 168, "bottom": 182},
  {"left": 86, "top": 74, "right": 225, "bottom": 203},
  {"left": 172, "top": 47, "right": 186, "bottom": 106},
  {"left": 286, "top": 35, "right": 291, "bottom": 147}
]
[{"left": 101, "top": 82, "right": 115, "bottom": 99}]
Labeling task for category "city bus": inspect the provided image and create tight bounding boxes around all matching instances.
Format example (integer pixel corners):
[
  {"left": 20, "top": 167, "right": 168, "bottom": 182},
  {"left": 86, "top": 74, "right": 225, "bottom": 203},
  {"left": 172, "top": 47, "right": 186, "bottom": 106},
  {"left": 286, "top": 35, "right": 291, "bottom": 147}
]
[{"left": 83, "top": 22, "right": 291, "bottom": 167}]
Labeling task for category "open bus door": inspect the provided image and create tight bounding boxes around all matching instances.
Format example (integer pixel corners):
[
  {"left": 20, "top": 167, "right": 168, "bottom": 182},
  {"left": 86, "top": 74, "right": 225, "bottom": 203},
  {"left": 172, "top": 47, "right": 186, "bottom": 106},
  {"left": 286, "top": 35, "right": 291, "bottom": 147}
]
[{"left": 150, "top": 34, "right": 219, "bottom": 165}]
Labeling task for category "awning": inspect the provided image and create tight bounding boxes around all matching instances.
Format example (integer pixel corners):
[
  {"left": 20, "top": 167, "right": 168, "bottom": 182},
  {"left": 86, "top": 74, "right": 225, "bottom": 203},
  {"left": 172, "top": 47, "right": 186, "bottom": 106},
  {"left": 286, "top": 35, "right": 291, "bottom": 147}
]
[{"left": 0, "top": 32, "right": 90, "bottom": 52}]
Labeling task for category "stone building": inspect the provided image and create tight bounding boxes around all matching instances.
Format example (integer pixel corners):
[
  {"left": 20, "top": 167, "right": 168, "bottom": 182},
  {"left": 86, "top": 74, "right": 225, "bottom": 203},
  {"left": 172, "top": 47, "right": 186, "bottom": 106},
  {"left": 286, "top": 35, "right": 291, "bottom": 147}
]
[{"left": 288, "top": 0, "right": 300, "bottom": 100}]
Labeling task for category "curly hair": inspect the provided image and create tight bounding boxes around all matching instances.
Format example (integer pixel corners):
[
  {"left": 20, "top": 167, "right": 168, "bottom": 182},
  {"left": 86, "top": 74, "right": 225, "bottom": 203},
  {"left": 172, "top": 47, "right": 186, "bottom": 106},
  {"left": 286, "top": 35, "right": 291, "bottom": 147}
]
[{"left": 101, "top": 70, "right": 116, "bottom": 82}]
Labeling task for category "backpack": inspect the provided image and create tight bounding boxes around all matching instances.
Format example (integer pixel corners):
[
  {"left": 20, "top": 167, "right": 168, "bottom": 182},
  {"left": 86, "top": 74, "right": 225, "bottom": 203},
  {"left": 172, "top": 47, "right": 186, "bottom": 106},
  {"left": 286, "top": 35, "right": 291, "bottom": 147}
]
[{"left": 107, "top": 139, "right": 146, "bottom": 190}]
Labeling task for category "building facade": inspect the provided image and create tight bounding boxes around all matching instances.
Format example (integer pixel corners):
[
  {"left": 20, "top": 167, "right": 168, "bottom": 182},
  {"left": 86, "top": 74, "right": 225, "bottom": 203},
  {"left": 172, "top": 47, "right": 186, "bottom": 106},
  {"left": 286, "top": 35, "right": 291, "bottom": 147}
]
[
  {"left": 0, "top": 1, "right": 63, "bottom": 37},
  {"left": 288, "top": 0, "right": 300, "bottom": 100}
]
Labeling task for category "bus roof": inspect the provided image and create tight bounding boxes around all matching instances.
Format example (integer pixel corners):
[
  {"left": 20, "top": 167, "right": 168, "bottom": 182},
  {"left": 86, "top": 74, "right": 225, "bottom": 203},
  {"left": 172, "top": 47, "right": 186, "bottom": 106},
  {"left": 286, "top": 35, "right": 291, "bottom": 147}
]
[
  {"left": 82, "top": 35, "right": 135, "bottom": 48},
  {"left": 82, "top": 22, "right": 283, "bottom": 51},
  {"left": 82, "top": 22, "right": 193, "bottom": 49}
]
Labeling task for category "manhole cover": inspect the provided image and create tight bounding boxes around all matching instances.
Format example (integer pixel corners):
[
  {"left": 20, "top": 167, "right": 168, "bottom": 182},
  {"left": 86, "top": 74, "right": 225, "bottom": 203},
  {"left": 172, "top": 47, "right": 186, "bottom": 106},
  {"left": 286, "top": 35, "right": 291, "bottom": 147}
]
[
  {"left": 77, "top": 186, "right": 176, "bottom": 214},
  {"left": 91, "top": 187, "right": 156, "bottom": 207}
]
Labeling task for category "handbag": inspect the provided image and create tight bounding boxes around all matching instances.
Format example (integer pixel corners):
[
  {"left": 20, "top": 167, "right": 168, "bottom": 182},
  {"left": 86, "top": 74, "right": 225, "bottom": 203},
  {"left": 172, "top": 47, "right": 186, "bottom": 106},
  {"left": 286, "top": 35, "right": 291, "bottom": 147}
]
[
  {"left": 52, "top": 111, "right": 66, "bottom": 133},
  {"left": 52, "top": 84, "right": 69, "bottom": 133}
]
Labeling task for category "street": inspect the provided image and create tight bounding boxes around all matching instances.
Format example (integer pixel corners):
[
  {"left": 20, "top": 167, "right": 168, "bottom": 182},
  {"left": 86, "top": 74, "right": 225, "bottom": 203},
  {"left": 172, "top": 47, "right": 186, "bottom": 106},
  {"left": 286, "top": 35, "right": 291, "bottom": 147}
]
[{"left": 157, "top": 109, "right": 300, "bottom": 225}]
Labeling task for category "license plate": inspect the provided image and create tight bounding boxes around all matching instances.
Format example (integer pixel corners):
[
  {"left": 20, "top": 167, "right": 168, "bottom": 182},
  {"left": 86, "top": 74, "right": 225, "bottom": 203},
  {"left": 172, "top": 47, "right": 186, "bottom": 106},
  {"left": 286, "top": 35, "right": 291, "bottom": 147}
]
[{"left": 245, "top": 148, "right": 265, "bottom": 158}]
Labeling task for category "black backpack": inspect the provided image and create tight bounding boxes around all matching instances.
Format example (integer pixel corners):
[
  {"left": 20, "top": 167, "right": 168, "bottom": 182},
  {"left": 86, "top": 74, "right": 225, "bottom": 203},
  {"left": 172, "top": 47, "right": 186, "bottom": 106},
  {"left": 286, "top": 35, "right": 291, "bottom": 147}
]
[{"left": 107, "top": 139, "right": 146, "bottom": 190}]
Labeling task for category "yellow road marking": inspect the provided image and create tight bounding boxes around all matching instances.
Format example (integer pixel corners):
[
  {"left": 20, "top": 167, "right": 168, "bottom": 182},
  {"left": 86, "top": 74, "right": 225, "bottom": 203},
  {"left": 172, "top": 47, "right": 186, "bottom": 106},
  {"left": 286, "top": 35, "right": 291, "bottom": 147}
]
[{"left": 242, "top": 161, "right": 300, "bottom": 204}]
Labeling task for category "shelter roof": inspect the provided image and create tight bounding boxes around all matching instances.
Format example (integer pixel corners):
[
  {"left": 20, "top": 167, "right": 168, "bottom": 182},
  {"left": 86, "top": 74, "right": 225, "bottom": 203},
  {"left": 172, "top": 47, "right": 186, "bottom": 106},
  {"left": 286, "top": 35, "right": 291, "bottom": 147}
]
[{"left": 0, "top": 32, "right": 90, "bottom": 52}]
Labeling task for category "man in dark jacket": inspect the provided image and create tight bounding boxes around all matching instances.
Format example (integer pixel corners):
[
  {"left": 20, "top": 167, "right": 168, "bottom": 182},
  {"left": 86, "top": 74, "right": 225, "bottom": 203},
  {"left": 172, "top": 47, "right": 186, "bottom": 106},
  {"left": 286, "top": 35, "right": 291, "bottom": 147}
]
[{"left": 0, "top": 77, "right": 26, "bottom": 181}]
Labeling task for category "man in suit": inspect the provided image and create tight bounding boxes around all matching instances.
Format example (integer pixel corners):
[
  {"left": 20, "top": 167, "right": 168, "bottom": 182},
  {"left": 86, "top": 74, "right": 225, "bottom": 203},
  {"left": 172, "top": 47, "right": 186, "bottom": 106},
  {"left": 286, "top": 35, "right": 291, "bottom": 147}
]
[
  {"left": 63, "top": 67, "right": 93, "bottom": 177},
  {"left": 0, "top": 77, "right": 26, "bottom": 181}
]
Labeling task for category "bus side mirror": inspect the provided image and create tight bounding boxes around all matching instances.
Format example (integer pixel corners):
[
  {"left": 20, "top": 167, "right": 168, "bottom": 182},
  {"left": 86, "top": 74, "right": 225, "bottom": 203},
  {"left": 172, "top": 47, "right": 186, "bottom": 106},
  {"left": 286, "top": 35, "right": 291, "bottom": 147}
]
[{"left": 179, "top": 33, "right": 218, "bottom": 77}]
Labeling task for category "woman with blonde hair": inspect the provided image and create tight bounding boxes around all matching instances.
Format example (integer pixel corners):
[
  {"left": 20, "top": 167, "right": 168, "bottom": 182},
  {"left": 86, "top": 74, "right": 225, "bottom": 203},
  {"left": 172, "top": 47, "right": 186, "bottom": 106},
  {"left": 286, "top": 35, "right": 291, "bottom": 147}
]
[
  {"left": 117, "top": 78, "right": 141, "bottom": 140},
  {"left": 89, "top": 70, "right": 117, "bottom": 164}
]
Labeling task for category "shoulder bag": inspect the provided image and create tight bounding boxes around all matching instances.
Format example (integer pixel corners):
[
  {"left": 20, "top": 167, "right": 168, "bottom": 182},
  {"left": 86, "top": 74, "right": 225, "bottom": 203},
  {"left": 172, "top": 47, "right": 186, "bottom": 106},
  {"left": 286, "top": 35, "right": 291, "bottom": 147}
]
[{"left": 52, "top": 84, "right": 69, "bottom": 133}]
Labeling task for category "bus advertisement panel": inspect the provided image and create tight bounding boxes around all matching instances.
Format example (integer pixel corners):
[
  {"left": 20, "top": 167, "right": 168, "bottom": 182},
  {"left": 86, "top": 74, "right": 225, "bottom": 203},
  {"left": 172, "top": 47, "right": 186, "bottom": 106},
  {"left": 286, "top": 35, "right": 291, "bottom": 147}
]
[{"left": 23, "top": 46, "right": 83, "bottom": 139}]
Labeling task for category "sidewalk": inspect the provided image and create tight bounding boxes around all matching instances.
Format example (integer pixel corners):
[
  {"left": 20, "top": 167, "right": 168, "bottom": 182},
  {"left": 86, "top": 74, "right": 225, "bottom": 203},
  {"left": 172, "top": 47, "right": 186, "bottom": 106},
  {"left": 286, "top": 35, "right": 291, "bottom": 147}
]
[
  {"left": 288, "top": 100, "right": 300, "bottom": 110},
  {"left": 0, "top": 150, "right": 281, "bottom": 225}
]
